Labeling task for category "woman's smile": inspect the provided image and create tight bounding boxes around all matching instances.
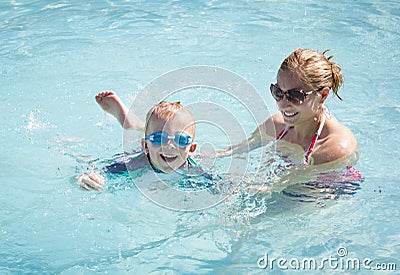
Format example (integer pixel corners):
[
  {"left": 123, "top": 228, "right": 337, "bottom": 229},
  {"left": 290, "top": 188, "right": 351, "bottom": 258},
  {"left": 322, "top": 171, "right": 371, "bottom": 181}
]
[{"left": 282, "top": 111, "right": 299, "bottom": 118}]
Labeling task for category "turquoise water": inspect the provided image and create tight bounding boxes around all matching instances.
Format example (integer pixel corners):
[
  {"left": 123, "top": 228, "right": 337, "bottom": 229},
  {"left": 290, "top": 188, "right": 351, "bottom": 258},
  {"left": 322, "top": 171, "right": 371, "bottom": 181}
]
[{"left": 1, "top": 0, "right": 399, "bottom": 273}]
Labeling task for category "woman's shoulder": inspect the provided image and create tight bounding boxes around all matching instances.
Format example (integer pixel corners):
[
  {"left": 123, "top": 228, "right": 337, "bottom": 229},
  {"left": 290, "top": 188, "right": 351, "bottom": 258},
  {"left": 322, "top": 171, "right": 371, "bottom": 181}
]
[
  {"left": 313, "top": 119, "right": 358, "bottom": 164},
  {"left": 324, "top": 118, "right": 356, "bottom": 143}
]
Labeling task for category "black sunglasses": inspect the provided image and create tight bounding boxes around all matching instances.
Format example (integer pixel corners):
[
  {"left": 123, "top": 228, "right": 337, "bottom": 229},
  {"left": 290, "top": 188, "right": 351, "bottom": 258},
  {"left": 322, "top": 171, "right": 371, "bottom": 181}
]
[{"left": 270, "top": 84, "right": 322, "bottom": 105}]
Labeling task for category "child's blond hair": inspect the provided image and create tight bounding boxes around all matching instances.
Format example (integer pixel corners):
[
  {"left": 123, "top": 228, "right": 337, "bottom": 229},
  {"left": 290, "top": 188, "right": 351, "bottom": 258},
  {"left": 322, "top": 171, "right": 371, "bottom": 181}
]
[{"left": 145, "top": 101, "right": 196, "bottom": 137}]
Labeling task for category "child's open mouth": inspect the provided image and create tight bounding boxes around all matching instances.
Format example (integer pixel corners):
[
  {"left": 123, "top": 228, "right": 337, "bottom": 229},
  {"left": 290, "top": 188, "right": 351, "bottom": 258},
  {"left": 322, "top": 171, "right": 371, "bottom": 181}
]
[{"left": 160, "top": 153, "right": 178, "bottom": 162}]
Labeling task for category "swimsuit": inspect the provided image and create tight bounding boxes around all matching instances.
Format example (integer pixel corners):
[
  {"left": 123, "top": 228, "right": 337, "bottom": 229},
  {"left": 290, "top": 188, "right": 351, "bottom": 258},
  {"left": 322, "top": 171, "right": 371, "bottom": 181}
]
[
  {"left": 274, "top": 114, "right": 363, "bottom": 179},
  {"left": 102, "top": 151, "right": 216, "bottom": 182},
  {"left": 275, "top": 115, "right": 326, "bottom": 165},
  {"left": 104, "top": 151, "right": 199, "bottom": 174}
]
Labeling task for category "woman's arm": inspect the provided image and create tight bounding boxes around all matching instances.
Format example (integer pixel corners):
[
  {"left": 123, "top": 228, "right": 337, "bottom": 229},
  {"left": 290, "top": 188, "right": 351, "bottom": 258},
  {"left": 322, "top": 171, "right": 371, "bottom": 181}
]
[{"left": 212, "top": 116, "right": 277, "bottom": 158}]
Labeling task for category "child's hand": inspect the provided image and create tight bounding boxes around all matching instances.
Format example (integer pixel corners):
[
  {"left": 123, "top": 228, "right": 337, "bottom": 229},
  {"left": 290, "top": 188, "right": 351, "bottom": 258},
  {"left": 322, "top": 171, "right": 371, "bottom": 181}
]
[{"left": 76, "top": 172, "right": 105, "bottom": 191}]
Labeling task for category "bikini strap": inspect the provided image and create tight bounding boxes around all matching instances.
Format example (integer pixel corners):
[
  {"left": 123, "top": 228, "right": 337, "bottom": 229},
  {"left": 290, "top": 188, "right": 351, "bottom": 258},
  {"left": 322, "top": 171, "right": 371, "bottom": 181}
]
[
  {"left": 304, "top": 114, "right": 326, "bottom": 164},
  {"left": 274, "top": 114, "right": 326, "bottom": 165},
  {"left": 275, "top": 125, "right": 292, "bottom": 141}
]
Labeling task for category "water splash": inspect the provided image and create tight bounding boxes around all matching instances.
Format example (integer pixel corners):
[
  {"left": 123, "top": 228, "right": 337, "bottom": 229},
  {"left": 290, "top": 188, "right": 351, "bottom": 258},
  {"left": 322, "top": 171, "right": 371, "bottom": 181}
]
[{"left": 22, "top": 109, "right": 56, "bottom": 132}]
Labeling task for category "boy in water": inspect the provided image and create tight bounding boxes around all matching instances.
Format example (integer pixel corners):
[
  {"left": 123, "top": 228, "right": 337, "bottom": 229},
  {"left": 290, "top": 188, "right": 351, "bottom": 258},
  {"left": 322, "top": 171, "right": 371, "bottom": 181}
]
[{"left": 77, "top": 91, "right": 198, "bottom": 191}]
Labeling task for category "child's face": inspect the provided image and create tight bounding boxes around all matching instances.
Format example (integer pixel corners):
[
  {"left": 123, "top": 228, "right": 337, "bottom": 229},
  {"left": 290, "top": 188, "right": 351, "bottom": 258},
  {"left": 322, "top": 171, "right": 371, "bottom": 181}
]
[{"left": 141, "top": 113, "right": 197, "bottom": 173}]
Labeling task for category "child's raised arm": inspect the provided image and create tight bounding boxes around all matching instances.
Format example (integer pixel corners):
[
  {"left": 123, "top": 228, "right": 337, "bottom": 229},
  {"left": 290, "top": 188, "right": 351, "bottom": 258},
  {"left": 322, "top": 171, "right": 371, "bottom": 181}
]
[{"left": 95, "top": 91, "right": 145, "bottom": 130}]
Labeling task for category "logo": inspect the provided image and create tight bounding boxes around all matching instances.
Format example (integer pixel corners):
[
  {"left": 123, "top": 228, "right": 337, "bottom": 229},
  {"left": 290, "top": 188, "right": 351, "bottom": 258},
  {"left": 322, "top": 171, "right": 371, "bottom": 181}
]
[{"left": 123, "top": 66, "right": 273, "bottom": 211}]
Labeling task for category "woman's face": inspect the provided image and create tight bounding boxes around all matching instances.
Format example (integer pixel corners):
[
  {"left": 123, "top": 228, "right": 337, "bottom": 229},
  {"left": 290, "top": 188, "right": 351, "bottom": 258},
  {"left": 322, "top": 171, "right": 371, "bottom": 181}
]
[{"left": 275, "top": 70, "right": 323, "bottom": 127}]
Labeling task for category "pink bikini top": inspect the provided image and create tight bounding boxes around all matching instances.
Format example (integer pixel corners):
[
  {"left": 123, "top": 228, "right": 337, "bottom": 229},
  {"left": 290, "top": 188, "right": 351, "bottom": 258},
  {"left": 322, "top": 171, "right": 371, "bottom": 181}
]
[{"left": 275, "top": 115, "right": 326, "bottom": 164}]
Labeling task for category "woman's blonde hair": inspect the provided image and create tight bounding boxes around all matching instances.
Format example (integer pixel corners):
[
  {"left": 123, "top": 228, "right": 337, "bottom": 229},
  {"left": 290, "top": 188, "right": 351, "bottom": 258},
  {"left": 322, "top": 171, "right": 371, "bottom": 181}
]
[{"left": 279, "top": 48, "right": 344, "bottom": 100}]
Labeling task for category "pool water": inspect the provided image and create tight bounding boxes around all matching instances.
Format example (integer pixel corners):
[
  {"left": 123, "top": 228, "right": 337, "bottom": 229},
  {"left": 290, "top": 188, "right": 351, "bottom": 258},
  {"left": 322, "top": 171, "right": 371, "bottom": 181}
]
[{"left": 1, "top": 0, "right": 399, "bottom": 273}]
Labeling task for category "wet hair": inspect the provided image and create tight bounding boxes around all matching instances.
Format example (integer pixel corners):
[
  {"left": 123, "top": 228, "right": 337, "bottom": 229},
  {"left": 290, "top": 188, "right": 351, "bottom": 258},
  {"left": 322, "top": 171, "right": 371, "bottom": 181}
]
[
  {"left": 145, "top": 101, "right": 196, "bottom": 137},
  {"left": 279, "top": 48, "right": 344, "bottom": 100}
]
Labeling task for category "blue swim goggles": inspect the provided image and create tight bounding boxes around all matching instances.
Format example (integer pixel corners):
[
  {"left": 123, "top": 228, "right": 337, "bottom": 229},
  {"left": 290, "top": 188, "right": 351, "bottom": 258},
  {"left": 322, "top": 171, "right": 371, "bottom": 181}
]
[{"left": 145, "top": 131, "right": 193, "bottom": 147}]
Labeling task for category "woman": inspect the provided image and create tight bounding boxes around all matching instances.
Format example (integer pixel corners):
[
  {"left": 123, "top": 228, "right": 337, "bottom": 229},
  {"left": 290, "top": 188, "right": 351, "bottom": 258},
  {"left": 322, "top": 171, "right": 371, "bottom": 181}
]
[{"left": 221, "top": 48, "right": 359, "bottom": 166}]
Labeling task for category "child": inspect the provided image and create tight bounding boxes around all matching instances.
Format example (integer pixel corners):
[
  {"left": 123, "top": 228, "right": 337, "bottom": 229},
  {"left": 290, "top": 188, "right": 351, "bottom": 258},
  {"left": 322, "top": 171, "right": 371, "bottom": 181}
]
[{"left": 77, "top": 92, "right": 199, "bottom": 191}]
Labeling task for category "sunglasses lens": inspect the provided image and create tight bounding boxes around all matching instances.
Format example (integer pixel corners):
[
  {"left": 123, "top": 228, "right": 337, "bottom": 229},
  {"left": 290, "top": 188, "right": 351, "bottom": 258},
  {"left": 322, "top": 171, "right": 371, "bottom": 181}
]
[
  {"left": 270, "top": 84, "right": 306, "bottom": 105},
  {"left": 287, "top": 90, "right": 305, "bottom": 104},
  {"left": 270, "top": 84, "right": 284, "bottom": 101}
]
